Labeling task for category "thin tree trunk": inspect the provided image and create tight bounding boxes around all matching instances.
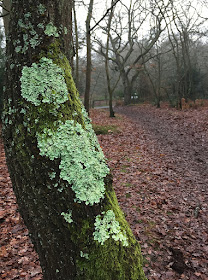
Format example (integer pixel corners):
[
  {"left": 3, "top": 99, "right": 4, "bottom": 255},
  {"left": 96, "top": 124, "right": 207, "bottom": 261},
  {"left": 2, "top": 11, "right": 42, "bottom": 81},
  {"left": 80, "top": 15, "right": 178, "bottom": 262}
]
[
  {"left": 2, "top": 0, "right": 11, "bottom": 37},
  {"left": 2, "top": 0, "right": 147, "bottom": 279},
  {"left": 84, "top": 0, "right": 93, "bottom": 113},
  {"left": 73, "top": 0, "right": 79, "bottom": 85},
  {"left": 105, "top": 0, "right": 115, "bottom": 117}
]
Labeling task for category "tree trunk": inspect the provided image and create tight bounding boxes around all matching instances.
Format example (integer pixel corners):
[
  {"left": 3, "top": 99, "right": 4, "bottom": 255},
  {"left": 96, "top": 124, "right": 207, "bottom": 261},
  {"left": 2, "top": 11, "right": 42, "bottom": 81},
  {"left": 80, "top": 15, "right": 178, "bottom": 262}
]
[
  {"left": 109, "top": 91, "right": 115, "bottom": 117},
  {"left": 2, "top": 0, "right": 11, "bottom": 37},
  {"left": 84, "top": 0, "right": 93, "bottom": 113},
  {"left": 73, "top": 0, "right": 79, "bottom": 86},
  {"left": 123, "top": 84, "right": 132, "bottom": 106},
  {"left": 105, "top": 0, "right": 115, "bottom": 118},
  {"left": 121, "top": 72, "right": 132, "bottom": 105},
  {"left": 2, "top": 1, "right": 146, "bottom": 280}
]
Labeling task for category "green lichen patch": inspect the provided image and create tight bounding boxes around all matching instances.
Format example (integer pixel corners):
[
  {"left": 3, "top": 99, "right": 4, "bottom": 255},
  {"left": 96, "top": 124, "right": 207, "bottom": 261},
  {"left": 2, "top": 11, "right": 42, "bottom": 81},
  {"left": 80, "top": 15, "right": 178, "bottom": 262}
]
[
  {"left": 64, "top": 27, "right": 68, "bottom": 35},
  {"left": 93, "top": 210, "right": 128, "bottom": 246},
  {"left": 80, "top": 251, "right": 89, "bottom": 259},
  {"left": 38, "top": 3, "right": 46, "bottom": 15},
  {"left": 61, "top": 210, "right": 73, "bottom": 224},
  {"left": 16, "top": 15, "right": 43, "bottom": 53},
  {"left": 73, "top": 185, "right": 147, "bottom": 280},
  {"left": 24, "top": 12, "right": 31, "bottom": 18},
  {"left": 15, "top": 46, "right": 22, "bottom": 53},
  {"left": 37, "top": 23, "right": 45, "bottom": 29},
  {"left": 39, "top": 41, "right": 85, "bottom": 127},
  {"left": 37, "top": 120, "right": 109, "bottom": 205},
  {"left": 20, "top": 57, "right": 68, "bottom": 107},
  {"left": 45, "top": 23, "right": 59, "bottom": 37},
  {"left": 29, "top": 35, "right": 40, "bottom": 49}
]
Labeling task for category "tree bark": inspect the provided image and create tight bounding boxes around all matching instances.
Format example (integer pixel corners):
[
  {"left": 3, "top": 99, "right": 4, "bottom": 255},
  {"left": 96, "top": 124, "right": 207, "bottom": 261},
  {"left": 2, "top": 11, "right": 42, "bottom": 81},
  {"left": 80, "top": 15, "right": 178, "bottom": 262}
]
[
  {"left": 84, "top": 0, "right": 93, "bottom": 113},
  {"left": 105, "top": 0, "right": 115, "bottom": 117},
  {"left": 2, "top": 0, "right": 146, "bottom": 279},
  {"left": 73, "top": 0, "right": 79, "bottom": 86},
  {"left": 121, "top": 72, "right": 132, "bottom": 105}
]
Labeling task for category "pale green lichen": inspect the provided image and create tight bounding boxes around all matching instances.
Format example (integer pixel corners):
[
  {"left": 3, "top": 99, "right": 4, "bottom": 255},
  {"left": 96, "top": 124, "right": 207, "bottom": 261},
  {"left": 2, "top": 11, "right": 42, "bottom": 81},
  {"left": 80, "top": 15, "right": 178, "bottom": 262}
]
[
  {"left": 20, "top": 57, "right": 68, "bottom": 107},
  {"left": 18, "top": 19, "right": 26, "bottom": 29},
  {"left": 80, "top": 251, "right": 89, "bottom": 259},
  {"left": 20, "top": 56, "right": 109, "bottom": 205},
  {"left": 64, "top": 27, "right": 68, "bottom": 35},
  {"left": 24, "top": 12, "right": 31, "bottom": 18},
  {"left": 93, "top": 210, "right": 128, "bottom": 246},
  {"left": 22, "top": 35, "right": 29, "bottom": 53},
  {"left": 29, "top": 29, "right": 37, "bottom": 36},
  {"left": 23, "top": 34, "right": 28, "bottom": 42},
  {"left": 38, "top": 4, "right": 46, "bottom": 15},
  {"left": 37, "top": 120, "right": 109, "bottom": 205},
  {"left": 30, "top": 35, "right": 40, "bottom": 49},
  {"left": 45, "top": 23, "right": 59, "bottom": 37},
  {"left": 15, "top": 46, "right": 22, "bottom": 53},
  {"left": 49, "top": 172, "right": 56, "bottom": 179},
  {"left": 61, "top": 210, "right": 73, "bottom": 223},
  {"left": 13, "top": 39, "right": 20, "bottom": 46},
  {"left": 17, "top": 15, "right": 42, "bottom": 52},
  {"left": 38, "top": 23, "right": 45, "bottom": 29}
]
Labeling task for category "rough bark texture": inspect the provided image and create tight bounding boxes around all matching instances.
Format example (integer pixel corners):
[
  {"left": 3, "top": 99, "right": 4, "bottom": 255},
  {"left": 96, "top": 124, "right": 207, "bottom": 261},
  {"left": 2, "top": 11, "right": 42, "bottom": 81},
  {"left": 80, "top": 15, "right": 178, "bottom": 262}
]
[{"left": 2, "top": 1, "right": 146, "bottom": 279}]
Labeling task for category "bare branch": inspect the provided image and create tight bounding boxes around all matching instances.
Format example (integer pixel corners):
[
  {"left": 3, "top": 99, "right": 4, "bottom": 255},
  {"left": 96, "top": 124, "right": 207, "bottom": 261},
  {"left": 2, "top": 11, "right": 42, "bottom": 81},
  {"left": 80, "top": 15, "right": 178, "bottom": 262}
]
[
  {"left": 0, "top": 3, "right": 10, "bottom": 13},
  {"left": 0, "top": 12, "right": 9, "bottom": 17},
  {"left": 89, "top": 0, "right": 120, "bottom": 32}
]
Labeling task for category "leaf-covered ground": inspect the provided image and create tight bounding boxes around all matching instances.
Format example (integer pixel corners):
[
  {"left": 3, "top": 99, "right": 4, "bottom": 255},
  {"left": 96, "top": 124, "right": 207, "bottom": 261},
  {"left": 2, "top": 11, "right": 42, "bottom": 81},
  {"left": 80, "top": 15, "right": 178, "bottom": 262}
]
[
  {"left": 0, "top": 104, "right": 208, "bottom": 279},
  {"left": 91, "top": 105, "right": 208, "bottom": 280}
]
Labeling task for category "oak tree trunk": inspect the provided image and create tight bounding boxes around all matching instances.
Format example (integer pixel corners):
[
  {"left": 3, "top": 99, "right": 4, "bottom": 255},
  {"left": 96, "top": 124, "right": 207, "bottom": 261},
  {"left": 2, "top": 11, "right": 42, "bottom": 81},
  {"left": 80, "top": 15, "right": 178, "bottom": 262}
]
[{"left": 2, "top": 1, "right": 147, "bottom": 279}]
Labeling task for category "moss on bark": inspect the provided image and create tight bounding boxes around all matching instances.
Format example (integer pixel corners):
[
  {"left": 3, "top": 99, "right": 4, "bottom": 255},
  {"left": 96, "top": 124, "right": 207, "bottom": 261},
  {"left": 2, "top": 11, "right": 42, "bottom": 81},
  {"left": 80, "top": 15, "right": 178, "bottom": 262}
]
[{"left": 72, "top": 182, "right": 146, "bottom": 280}]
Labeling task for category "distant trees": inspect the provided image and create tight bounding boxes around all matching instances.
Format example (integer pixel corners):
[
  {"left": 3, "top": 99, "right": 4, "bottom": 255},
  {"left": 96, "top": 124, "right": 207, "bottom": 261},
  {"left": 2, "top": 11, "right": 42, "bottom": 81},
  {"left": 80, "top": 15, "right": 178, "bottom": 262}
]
[
  {"left": 74, "top": 0, "right": 208, "bottom": 108},
  {"left": 92, "top": 0, "right": 172, "bottom": 104}
]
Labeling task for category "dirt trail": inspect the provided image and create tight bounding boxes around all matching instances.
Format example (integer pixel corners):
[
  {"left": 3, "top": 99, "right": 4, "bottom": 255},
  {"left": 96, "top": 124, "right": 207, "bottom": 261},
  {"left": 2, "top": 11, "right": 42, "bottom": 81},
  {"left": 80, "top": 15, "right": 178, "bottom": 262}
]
[
  {"left": 113, "top": 105, "right": 208, "bottom": 279},
  {"left": 116, "top": 105, "right": 208, "bottom": 196},
  {"left": 116, "top": 105, "right": 208, "bottom": 181}
]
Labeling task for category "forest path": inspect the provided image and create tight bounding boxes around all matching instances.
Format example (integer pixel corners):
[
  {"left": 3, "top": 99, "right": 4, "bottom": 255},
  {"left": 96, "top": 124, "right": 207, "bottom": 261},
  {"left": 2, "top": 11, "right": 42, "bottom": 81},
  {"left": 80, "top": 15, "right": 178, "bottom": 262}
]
[
  {"left": 115, "top": 105, "right": 208, "bottom": 187},
  {"left": 93, "top": 105, "right": 208, "bottom": 280},
  {"left": 113, "top": 105, "right": 208, "bottom": 280}
]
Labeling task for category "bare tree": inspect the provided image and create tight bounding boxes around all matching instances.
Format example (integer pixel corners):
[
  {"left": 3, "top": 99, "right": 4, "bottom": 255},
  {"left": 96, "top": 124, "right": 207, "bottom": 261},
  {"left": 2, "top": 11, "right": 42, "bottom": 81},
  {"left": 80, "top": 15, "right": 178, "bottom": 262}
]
[
  {"left": 94, "top": 0, "right": 172, "bottom": 104},
  {"left": 161, "top": 0, "right": 207, "bottom": 107}
]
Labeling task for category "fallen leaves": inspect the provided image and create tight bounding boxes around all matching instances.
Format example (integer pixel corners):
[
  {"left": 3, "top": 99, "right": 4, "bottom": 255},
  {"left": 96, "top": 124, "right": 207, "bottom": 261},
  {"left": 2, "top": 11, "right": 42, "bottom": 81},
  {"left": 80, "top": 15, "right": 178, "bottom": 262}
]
[{"left": 91, "top": 105, "right": 208, "bottom": 280}]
